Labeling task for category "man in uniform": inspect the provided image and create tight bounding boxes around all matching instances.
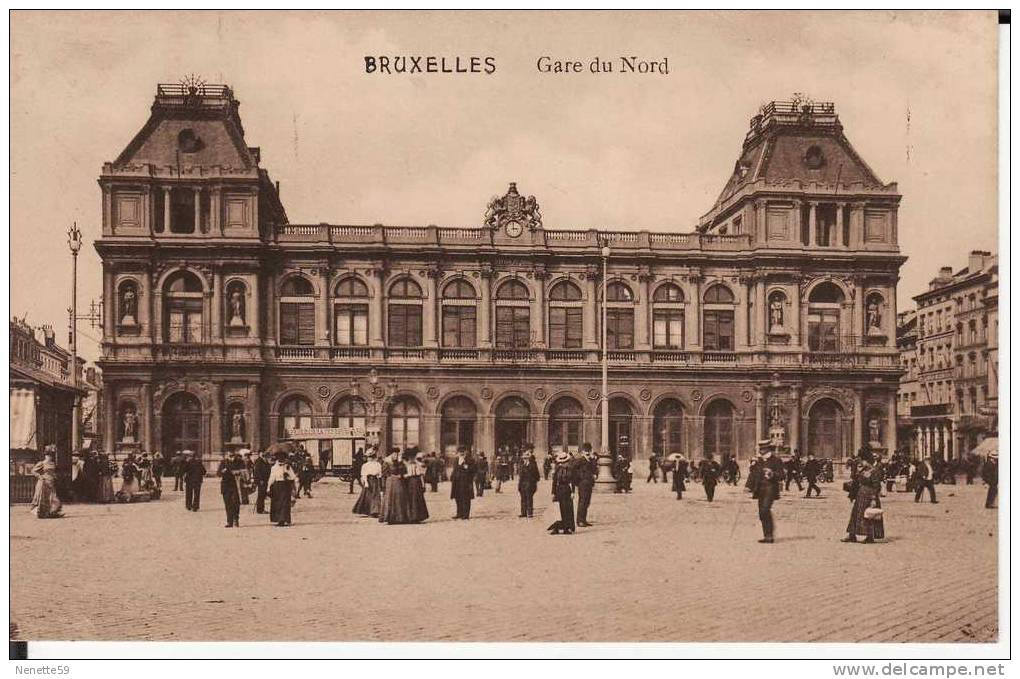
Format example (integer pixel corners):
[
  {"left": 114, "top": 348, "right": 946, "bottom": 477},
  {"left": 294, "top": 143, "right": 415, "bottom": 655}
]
[
  {"left": 253, "top": 450, "right": 272, "bottom": 514},
  {"left": 753, "top": 441, "right": 785, "bottom": 543},
  {"left": 803, "top": 452, "right": 822, "bottom": 498},
  {"left": 183, "top": 451, "right": 206, "bottom": 512},
  {"left": 575, "top": 444, "right": 596, "bottom": 527},
  {"left": 701, "top": 452, "right": 721, "bottom": 502}
]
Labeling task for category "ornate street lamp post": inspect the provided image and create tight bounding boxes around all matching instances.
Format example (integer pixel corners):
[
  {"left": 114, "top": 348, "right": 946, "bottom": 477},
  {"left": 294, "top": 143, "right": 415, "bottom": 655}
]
[
  {"left": 595, "top": 244, "right": 616, "bottom": 491},
  {"left": 67, "top": 223, "right": 83, "bottom": 466}
]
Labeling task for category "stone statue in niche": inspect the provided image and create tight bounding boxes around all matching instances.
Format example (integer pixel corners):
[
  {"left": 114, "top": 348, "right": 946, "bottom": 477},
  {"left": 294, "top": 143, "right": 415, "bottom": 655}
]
[
  {"left": 867, "top": 299, "right": 883, "bottom": 335},
  {"left": 230, "top": 410, "right": 245, "bottom": 443},
  {"left": 768, "top": 404, "right": 786, "bottom": 447},
  {"left": 768, "top": 296, "right": 785, "bottom": 332},
  {"left": 120, "top": 286, "right": 137, "bottom": 325},
  {"left": 868, "top": 417, "right": 881, "bottom": 445},
  {"left": 122, "top": 409, "right": 138, "bottom": 442},
  {"left": 228, "top": 290, "right": 245, "bottom": 327}
]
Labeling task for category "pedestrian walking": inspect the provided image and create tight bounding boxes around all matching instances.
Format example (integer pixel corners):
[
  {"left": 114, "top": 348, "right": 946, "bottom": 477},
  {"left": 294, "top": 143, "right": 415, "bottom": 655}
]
[
  {"left": 353, "top": 447, "right": 384, "bottom": 517},
  {"left": 29, "top": 447, "right": 63, "bottom": 519},
  {"left": 518, "top": 450, "right": 540, "bottom": 517},
  {"left": 380, "top": 449, "right": 411, "bottom": 524},
  {"left": 542, "top": 454, "right": 552, "bottom": 481},
  {"left": 173, "top": 450, "right": 186, "bottom": 491},
  {"left": 669, "top": 453, "right": 687, "bottom": 499},
  {"left": 785, "top": 452, "right": 804, "bottom": 492},
  {"left": 575, "top": 444, "right": 596, "bottom": 527},
  {"left": 803, "top": 452, "right": 822, "bottom": 498},
  {"left": 425, "top": 451, "right": 442, "bottom": 492},
  {"left": 842, "top": 449, "right": 885, "bottom": 544},
  {"left": 405, "top": 450, "right": 429, "bottom": 524},
  {"left": 753, "top": 441, "right": 784, "bottom": 544},
  {"left": 474, "top": 453, "right": 488, "bottom": 497},
  {"left": 982, "top": 452, "right": 998, "bottom": 509},
  {"left": 350, "top": 447, "right": 366, "bottom": 494},
  {"left": 701, "top": 452, "right": 721, "bottom": 502},
  {"left": 268, "top": 447, "right": 297, "bottom": 527},
  {"left": 450, "top": 448, "right": 476, "bottom": 519},
  {"left": 724, "top": 454, "right": 740, "bottom": 485},
  {"left": 913, "top": 455, "right": 938, "bottom": 504},
  {"left": 547, "top": 452, "right": 576, "bottom": 535},
  {"left": 217, "top": 452, "right": 241, "bottom": 528},
  {"left": 183, "top": 451, "right": 206, "bottom": 512},
  {"left": 253, "top": 450, "right": 271, "bottom": 514},
  {"left": 647, "top": 453, "right": 659, "bottom": 483},
  {"left": 97, "top": 453, "right": 115, "bottom": 503}
]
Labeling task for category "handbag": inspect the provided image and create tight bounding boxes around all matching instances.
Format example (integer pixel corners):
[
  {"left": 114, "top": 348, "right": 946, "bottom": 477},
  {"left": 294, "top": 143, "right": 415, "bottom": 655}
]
[{"left": 863, "top": 507, "right": 884, "bottom": 520}]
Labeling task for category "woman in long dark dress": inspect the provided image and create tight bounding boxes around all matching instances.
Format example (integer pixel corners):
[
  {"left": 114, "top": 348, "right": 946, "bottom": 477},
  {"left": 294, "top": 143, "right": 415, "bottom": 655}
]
[
  {"left": 671, "top": 454, "right": 687, "bottom": 500},
  {"left": 381, "top": 450, "right": 411, "bottom": 524},
  {"left": 353, "top": 448, "right": 383, "bottom": 517},
  {"left": 405, "top": 450, "right": 429, "bottom": 523},
  {"left": 450, "top": 449, "right": 475, "bottom": 519},
  {"left": 548, "top": 452, "right": 575, "bottom": 535},
  {"left": 842, "top": 450, "right": 886, "bottom": 544},
  {"left": 378, "top": 451, "right": 395, "bottom": 521},
  {"left": 268, "top": 453, "right": 297, "bottom": 527}
]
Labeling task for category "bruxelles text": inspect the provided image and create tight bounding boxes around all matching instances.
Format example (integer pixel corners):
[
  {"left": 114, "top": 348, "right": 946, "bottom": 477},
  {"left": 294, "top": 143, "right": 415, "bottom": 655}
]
[{"left": 364, "top": 56, "right": 496, "bottom": 75}]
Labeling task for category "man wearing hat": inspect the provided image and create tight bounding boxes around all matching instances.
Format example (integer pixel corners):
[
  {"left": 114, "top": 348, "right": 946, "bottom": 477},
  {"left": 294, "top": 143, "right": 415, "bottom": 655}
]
[
  {"left": 253, "top": 450, "right": 272, "bottom": 513},
  {"left": 450, "top": 447, "right": 476, "bottom": 519},
  {"left": 803, "top": 452, "right": 822, "bottom": 498},
  {"left": 753, "top": 440, "right": 784, "bottom": 543},
  {"left": 183, "top": 451, "right": 206, "bottom": 512},
  {"left": 700, "top": 452, "right": 721, "bottom": 501},
  {"left": 217, "top": 451, "right": 242, "bottom": 528},
  {"left": 913, "top": 455, "right": 938, "bottom": 504},
  {"left": 981, "top": 452, "right": 998, "bottom": 509},
  {"left": 517, "top": 449, "right": 540, "bottom": 518},
  {"left": 669, "top": 454, "right": 687, "bottom": 500},
  {"left": 575, "top": 444, "right": 597, "bottom": 527}
]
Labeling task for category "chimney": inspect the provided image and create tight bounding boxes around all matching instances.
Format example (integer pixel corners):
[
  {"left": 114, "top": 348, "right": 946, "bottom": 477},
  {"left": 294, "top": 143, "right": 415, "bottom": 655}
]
[
  {"left": 968, "top": 250, "right": 986, "bottom": 274},
  {"left": 41, "top": 324, "right": 55, "bottom": 348},
  {"left": 939, "top": 266, "right": 953, "bottom": 278}
]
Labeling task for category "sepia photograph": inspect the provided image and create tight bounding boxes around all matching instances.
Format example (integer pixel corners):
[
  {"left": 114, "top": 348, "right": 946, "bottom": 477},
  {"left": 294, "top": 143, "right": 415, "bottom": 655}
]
[{"left": 6, "top": 9, "right": 1006, "bottom": 660}]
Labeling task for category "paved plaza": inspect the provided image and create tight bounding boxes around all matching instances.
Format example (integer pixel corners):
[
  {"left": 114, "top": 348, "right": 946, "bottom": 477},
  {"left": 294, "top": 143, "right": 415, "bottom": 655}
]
[{"left": 10, "top": 476, "right": 998, "bottom": 643}]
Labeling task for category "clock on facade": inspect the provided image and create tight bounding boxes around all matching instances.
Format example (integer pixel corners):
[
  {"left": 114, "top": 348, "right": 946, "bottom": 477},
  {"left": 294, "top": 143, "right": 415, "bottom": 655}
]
[{"left": 504, "top": 221, "right": 524, "bottom": 238}]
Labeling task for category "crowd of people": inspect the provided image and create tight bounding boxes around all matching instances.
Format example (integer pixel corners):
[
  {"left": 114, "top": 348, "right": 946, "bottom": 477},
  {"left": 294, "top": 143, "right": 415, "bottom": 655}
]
[{"left": 28, "top": 438, "right": 999, "bottom": 545}]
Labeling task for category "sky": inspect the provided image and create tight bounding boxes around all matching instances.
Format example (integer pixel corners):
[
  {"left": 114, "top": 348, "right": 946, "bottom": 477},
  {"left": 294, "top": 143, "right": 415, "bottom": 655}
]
[{"left": 9, "top": 10, "right": 999, "bottom": 363}]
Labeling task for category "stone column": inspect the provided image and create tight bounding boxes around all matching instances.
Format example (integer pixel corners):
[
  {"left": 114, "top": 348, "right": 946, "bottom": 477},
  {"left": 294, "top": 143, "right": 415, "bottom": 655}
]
[
  {"left": 103, "top": 267, "right": 115, "bottom": 339},
  {"left": 852, "top": 277, "right": 865, "bottom": 342},
  {"left": 152, "top": 291, "right": 163, "bottom": 346},
  {"left": 852, "top": 388, "right": 864, "bottom": 453},
  {"left": 424, "top": 270, "right": 440, "bottom": 348},
  {"left": 478, "top": 268, "right": 493, "bottom": 348},
  {"left": 532, "top": 272, "right": 547, "bottom": 348},
  {"left": 583, "top": 270, "right": 598, "bottom": 350},
  {"left": 886, "top": 390, "right": 897, "bottom": 453},
  {"left": 249, "top": 383, "right": 262, "bottom": 452},
  {"left": 808, "top": 202, "right": 817, "bottom": 247},
  {"left": 211, "top": 268, "right": 223, "bottom": 341},
  {"left": 635, "top": 274, "right": 652, "bottom": 351},
  {"left": 265, "top": 271, "right": 278, "bottom": 346},
  {"left": 754, "top": 388, "right": 766, "bottom": 441},
  {"left": 851, "top": 203, "right": 865, "bottom": 248},
  {"left": 144, "top": 269, "right": 155, "bottom": 340},
  {"left": 836, "top": 203, "right": 845, "bottom": 247},
  {"left": 211, "top": 186, "right": 222, "bottom": 235},
  {"left": 754, "top": 278, "right": 766, "bottom": 348},
  {"left": 249, "top": 274, "right": 260, "bottom": 341},
  {"left": 193, "top": 188, "right": 202, "bottom": 233},
  {"left": 102, "top": 184, "right": 113, "bottom": 234},
  {"left": 687, "top": 275, "right": 702, "bottom": 349},
  {"left": 790, "top": 281, "right": 802, "bottom": 349},
  {"left": 210, "top": 382, "right": 223, "bottom": 454},
  {"left": 790, "top": 386, "right": 801, "bottom": 453},
  {"left": 914, "top": 427, "right": 923, "bottom": 458},
  {"left": 103, "top": 383, "right": 116, "bottom": 454},
  {"left": 141, "top": 383, "right": 153, "bottom": 453},
  {"left": 734, "top": 277, "right": 749, "bottom": 350},
  {"left": 369, "top": 266, "right": 385, "bottom": 348},
  {"left": 317, "top": 268, "right": 330, "bottom": 346},
  {"left": 163, "top": 187, "right": 171, "bottom": 233}
]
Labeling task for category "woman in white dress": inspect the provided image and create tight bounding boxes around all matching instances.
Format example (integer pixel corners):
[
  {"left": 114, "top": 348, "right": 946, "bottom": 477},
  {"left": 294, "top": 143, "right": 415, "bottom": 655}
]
[{"left": 30, "top": 448, "right": 63, "bottom": 519}]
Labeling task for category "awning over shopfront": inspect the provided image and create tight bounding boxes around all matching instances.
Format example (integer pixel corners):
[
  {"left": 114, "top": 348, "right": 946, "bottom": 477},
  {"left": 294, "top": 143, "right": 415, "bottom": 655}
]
[
  {"left": 10, "top": 387, "right": 37, "bottom": 450},
  {"left": 969, "top": 437, "right": 998, "bottom": 458}
]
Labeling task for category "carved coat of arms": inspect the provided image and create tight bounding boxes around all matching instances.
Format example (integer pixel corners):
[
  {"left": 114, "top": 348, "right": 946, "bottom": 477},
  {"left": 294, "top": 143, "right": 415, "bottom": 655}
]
[{"left": 484, "top": 182, "right": 543, "bottom": 230}]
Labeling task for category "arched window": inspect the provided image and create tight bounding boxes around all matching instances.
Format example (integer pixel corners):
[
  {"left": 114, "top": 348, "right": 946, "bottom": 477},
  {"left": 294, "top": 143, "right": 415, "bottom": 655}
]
[
  {"left": 281, "top": 276, "right": 314, "bottom": 297},
  {"left": 442, "top": 279, "right": 477, "bottom": 348},
  {"left": 333, "top": 396, "right": 368, "bottom": 464},
  {"left": 333, "top": 276, "right": 369, "bottom": 346},
  {"left": 279, "top": 396, "right": 314, "bottom": 439},
  {"left": 118, "top": 280, "right": 139, "bottom": 326},
  {"left": 440, "top": 396, "right": 477, "bottom": 453},
  {"left": 495, "top": 279, "right": 530, "bottom": 349},
  {"left": 279, "top": 275, "right": 316, "bottom": 346},
  {"left": 388, "top": 278, "right": 423, "bottom": 347},
  {"left": 653, "top": 283, "right": 684, "bottom": 349},
  {"left": 495, "top": 396, "right": 531, "bottom": 450},
  {"left": 548, "top": 280, "right": 583, "bottom": 349},
  {"left": 703, "top": 400, "right": 735, "bottom": 459},
  {"left": 163, "top": 271, "right": 204, "bottom": 343},
  {"left": 602, "top": 282, "right": 634, "bottom": 350},
  {"left": 702, "top": 284, "right": 735, "bottom": 351},
  {"left": 389, "top": 397, "right": 421, "bottom": 450},
  {"left": 548, "top": 396, "right": 583, "bottom": 453},
  {"left": 808, "top": 282, "right": 845, "bottom": 352},
  {"left": 653, "top": 399, "right": 684, "bottom": 456}
]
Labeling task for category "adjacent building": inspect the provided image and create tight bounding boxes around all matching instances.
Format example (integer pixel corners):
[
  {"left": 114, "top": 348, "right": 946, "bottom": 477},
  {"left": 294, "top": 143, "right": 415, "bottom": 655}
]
[
  {"left": 900, "top": 251, "right": 998, "bottom": 460},
  {"left": 95, "top": 86, "right": 904, "bottom": 468}
]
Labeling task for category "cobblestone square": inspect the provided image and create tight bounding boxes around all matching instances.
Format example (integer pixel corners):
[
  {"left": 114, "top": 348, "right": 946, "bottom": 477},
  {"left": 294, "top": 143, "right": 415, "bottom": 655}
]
[{"left": 10, "top": 478, "right": 997, "bottom": 643}]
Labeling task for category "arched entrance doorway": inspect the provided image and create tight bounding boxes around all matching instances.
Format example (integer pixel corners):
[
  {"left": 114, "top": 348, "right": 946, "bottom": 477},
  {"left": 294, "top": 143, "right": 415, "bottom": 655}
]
[
  {"left": 162, "top": 392, "right": 203, "bottom": 457},
  {"left": 440, "top": 396, "right": 477, "bottom": 454},
  {"left": 653, "top": 398, "right": 684, "bottom": 456},
  {"left": 495, "top": 396, "right": 531, "bottom": 451},
  {"left": 808, "top": 398, "right": 848, "bottom": 461},
  {"left": 607, "top": 398, "right": 633, "bottom": 459},
  {"left": 703, "top": 399, "right": 735, "bottom": 460},
  {"left": 331, "top": 396, "right": 369, "bottom": 469},
  {"left": 548, "top": 396, "right": 583, "bottom": 454}
]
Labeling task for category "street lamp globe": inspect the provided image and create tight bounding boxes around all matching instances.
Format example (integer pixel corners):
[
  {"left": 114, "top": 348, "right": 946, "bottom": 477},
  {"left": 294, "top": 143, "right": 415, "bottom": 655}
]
[
  {"left": 67, "top": 223, "right": 83, "bottom": 254},
  {"left": 601, "top": 245, "right": 611, "bottom": 259}
]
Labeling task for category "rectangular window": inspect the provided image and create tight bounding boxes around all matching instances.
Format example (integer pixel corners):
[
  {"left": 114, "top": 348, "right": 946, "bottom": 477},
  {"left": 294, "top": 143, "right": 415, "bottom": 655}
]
[
  {"left": 166, "top": 299, "right": 203, "bottom": 343},
  {"left": 807, "top": 309, "right": 840, "bottom": 352},
  {"left": 442, "top": 305, "right": 477, "bottom": 348},
  {"left": 703, "top": 310, "right": 734, "bottom": 351},
  {"left": 280, "top": 302, "right": 315, "bottom": 345},
  {"left": 495, "top": 306, "right": 530, "bottom": 349},
  {"left": 388, "top": 304, "right": 422, "bottom": 347},
  {"left": 653, "top": 309, "right": 684, "bottom": 348},
  {"left": 606, "top": 308, "right": 634, "bottom": 350},
  {"left": 334, "top": 304, "right": 368, "bottom": 346},
  {"left": 549, "top": 307, "right": 583, "bottom": 349}
]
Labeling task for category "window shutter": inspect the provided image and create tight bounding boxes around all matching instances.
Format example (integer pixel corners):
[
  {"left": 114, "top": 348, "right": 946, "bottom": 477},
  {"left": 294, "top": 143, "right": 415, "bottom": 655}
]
[
  {"left": 280, "top": 303, "right": 298, "bottom": 344},
  {"left": 298, "top": 303, "right": 316, "bottom": 345}
]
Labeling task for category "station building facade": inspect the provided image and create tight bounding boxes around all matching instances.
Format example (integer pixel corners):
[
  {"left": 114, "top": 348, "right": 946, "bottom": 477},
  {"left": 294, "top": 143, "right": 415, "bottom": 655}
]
[{"left": 96, "top": 85, "right": 904, "bottom": 467}]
